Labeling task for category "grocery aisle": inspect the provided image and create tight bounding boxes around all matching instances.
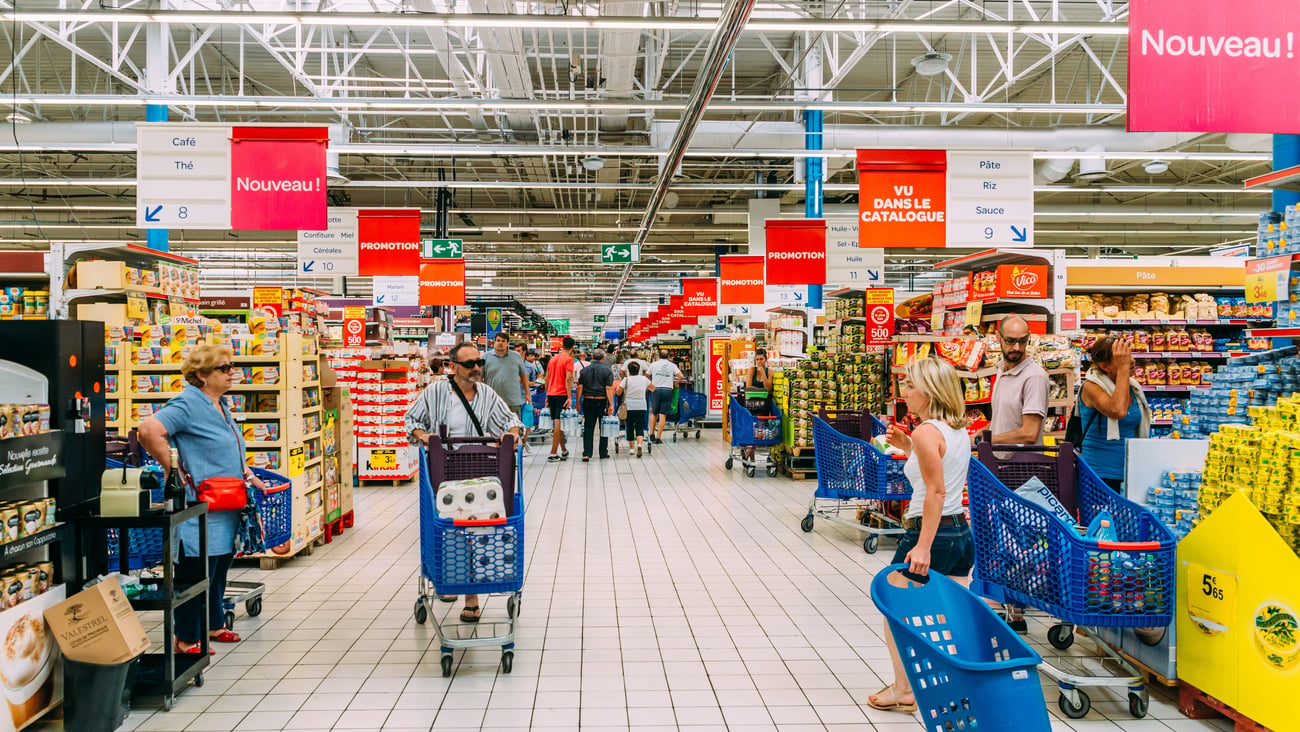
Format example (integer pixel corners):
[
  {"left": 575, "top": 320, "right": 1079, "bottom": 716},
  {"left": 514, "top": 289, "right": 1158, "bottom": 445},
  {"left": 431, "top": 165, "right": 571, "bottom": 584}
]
[{"left": 70, "top": 434, "right": 1224, "bottom": 732}]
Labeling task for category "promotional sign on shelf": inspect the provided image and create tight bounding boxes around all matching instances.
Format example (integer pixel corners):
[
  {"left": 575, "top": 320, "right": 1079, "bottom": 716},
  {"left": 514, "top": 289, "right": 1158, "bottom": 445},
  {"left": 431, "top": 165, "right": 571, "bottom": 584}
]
[
  {"left": 946, "top": 151, "right": 1034, "bottom": 248},
  {"left": 825, "top": 217, "right": 884, "bottom": 287},
  {"left": 857, "top": 150, "right": 947, "bottom": 248},
  {"left": 1245, "top": 255, "right": 1292, "bottom": 303},
  {"left": 372, "top": 276, "right": 419, "bottom": 308},
  {"left": 995, "top": 264, "right": 1049, "bottom": 298},
  {"left": 342, "top": 306, "right": 366, "bottom": 347},
  {"left": 708, "top": 337, "right": 729, "bottom": 412},
  {"left": 358, "top": 209, "right": 422, "bottom": 276},
  {"left": 865, "top": 288, "right": 895, "bottom": 347},
  {"left": 764, "top": 219, "right": 827, "bottom": 285},
  {"left": 229, "top": 127, "right": 329, "bottom": 231},
  {"left": 417, "top": 259, "right": 465, "bottom": 306},
  {"left": 136, "top": 123, "right": 232, "bottom": 229},
  {"left": 1129, "top": 0, "right": 1300, "bottom": 133},
  {"left": 251, "top": 287, "right": 283, "bottom": 318},
  {"left": 297, "top": 207, "right": 360, "bottom": 275}
]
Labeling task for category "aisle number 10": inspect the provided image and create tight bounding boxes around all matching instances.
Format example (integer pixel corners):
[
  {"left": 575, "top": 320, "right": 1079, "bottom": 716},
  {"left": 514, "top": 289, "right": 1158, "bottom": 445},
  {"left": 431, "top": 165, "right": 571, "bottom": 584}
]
[{"left": 1245, "top": 255, "right": 1293, "bottom": 304}]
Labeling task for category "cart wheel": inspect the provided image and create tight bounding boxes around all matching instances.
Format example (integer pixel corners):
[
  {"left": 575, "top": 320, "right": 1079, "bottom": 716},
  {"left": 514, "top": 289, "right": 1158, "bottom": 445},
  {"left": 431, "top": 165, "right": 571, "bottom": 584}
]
[
  {"left": 246, "top": 598, "right": 263, "bottom": 617},
  {"left": 695, "top": 430, "right": 701, "bottom": 439},
  {"left": 413, "top": 600, "right": 428, "bottom": 625},
  {"left": 745, "top": 465, "right": 756, "bottom": 478},
  {"left": 1128, "top": 692, "right": 1149, "bottom": 719},
  {"left": 800, "top": 515, "right": 815, "bottom": 533},
  {"left": 864, "top": 535, "right": 880, "bottom": 554},
  {"left": 766, "top": 464, "right": 778, "bottom": 477},
  {"left": 1058, "top": 689, "right": 1091, "bottom": 719},
  {"left": 507, "top": 595, "right": 520, "bottom": 619},
  {"left": 1047, "top": 624, "right": 1075, "bottom": 650},
  {"left": 672, "top": 432, "right": 678, "bottom": 442},
  {"left": 440, "top": 655, "right": 453, "bottom": 677},
  {"left": 224, "top": 610, "right": 236, "bottom": 632},
  {"left": 163, "top": 696, "right": 173, "bottom": 711},
  {"left": 193, "top": 673, "right": 204, "bottom": 688},
  {"left": 725, "top": 457, "right": 734, "bottom": 470},
  {"left": 501, "top": 651, "right": 514, "bottom": 674}
]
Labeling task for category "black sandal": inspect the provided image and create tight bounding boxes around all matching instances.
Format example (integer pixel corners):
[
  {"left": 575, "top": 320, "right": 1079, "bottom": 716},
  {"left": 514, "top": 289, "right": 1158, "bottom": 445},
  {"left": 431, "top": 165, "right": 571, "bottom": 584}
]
[{"left": 459, "top": 605, "right": 482, "bottom": 623}]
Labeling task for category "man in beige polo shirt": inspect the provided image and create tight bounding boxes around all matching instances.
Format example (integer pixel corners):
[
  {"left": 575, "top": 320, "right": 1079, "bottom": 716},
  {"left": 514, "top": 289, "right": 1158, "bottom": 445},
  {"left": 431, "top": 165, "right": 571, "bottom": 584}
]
[{"left": 988, "top": 314, "right": 1049, "bottom": 634}]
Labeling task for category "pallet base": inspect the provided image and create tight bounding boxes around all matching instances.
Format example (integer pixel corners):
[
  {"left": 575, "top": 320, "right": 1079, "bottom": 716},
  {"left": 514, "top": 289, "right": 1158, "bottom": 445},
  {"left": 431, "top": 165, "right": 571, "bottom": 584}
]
[
  {"left": 1116, "top": 648, "right": 1178, "bottom": 688},
  {"left": 243, "top": 531, "right": 326, "bottom": 569},
  {"left": 1179, "top": 683, "right": 1273, "bottom": 731},
  {"left": 780, "top": 464, "right": 816, "bottom": 481},
  {"left": 322, "top": 511, "right": 355, "bottom": 544}
]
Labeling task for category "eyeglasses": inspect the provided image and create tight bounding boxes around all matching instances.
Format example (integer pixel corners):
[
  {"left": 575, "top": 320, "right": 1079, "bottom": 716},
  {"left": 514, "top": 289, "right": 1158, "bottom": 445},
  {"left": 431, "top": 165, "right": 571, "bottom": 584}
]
[
  {"left": 1001, "top": 336, "right": 1030, "bottom": 347},
  {"left": 212, "top": 364, "right": 234, "bottom": 373},
  {"left": 452, "top": 358, "right": 486, "bottom": 368}
]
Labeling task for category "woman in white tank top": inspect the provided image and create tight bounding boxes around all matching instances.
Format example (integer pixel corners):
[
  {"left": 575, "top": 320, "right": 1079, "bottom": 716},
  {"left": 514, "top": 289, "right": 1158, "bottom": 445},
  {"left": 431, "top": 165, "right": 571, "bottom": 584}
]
[{"left": 868, "top": 356, "right": 975, "bottom": 715}]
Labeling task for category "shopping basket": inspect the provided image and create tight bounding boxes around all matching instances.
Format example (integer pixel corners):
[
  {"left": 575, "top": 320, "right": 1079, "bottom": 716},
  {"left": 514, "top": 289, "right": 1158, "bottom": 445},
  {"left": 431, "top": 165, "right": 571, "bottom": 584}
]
[
  {"left": 725, "top": 396, "right": 782, "bottom": 477},
  {"left": 248, "top": 467, "right": 292, "bottom": 551},
  {"left": 672, "top": 389, "right": 708, "bottom": 441},
  {"left": 871, "top": 564, "right": 1049, "bottom": 732},
  {"left": 967, "top": 446, "right": 1175, "bottom": 719},
  {"left": 801, "top": 416, "right": 911, "bottom": 553},
  {"left": 814, "top": 407, "right": 877, "bottom": 441},
  {"left": 414, "top": 430, "right": 524, "bottom": 677}
]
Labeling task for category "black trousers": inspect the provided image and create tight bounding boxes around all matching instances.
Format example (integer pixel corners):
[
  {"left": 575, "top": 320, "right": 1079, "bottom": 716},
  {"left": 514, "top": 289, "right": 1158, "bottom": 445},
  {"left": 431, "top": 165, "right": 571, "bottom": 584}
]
[
  {"left": 174, "top": 549, "right": 234, "bottom": 644},
  {"left": 582, "top": 398, "right": 609, "bottom": 458}
]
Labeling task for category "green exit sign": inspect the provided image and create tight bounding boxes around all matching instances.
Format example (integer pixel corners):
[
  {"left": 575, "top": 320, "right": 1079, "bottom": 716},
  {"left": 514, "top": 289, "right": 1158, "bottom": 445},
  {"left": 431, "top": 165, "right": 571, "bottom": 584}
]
[
  {"left": 594, "top": 315, "right": 607, "bottom": 323},
  {"left": 422, "top": 238, "right": 463, "bottom": 258},
  {"left": 600, "top": 244, "right": 640, "bottom": 264}
]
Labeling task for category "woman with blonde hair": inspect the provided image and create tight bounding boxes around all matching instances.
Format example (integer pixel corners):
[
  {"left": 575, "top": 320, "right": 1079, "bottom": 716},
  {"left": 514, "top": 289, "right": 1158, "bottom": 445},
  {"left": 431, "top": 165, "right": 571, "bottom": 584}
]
[{"left": 868, "top": 356, "right": 975, "bottom": 713}]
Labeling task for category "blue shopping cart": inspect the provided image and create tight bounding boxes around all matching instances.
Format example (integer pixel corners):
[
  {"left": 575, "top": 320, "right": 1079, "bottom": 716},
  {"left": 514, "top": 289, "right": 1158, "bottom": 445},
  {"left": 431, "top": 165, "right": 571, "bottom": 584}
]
[
  {"left": 968, "top": 443, "right": 1176, "bottom": 719},
  {"left": 802, "top": 413, "right": 912, "bottom": 553},
  {"left": 672, "top": 389, "right": 709, "bottom": 442},
  {"left": 414, "top": 430, "right": 524, "bottom": 677},
  {"left": 871, "top": 564, "right": 1050, "bottom": 732},
  {"left": 725, "top": 396, "right": 782, "bottom": 478}
]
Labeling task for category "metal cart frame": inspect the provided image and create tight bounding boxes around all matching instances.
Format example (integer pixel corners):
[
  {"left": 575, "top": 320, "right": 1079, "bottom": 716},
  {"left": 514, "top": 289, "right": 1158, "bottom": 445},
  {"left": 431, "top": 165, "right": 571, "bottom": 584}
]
[
  {"left": 671, "top": 389, "right": 708, "bottom": 442},
  {"left": 725, "top": 396, "right": 782, "bottom": 478},
  {"left": 801, "top": 413, "right": 910, "bottom": 553}
]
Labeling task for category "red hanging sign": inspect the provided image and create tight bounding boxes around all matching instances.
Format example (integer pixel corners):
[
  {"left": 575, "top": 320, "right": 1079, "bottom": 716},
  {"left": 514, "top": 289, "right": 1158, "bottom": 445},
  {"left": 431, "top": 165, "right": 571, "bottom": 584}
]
[
  {"left": 765, "top": 219, "right": 827, "bottom": 285},
  {"left": 358, "top": 209, "right": 422, "bottom": 276},
  {"left": 720, "top": 256, "right": 765, "bottom": 304},
  {"left": 681, "top": 278, "right": 719, "bottom": 316},
  {"left": 230, "top": 127, "right": 329, "bottom": 231},
  {"left": 857, "top": 150, "right": 947, "bottom": 248},
  {"left": 418, "top": 259, "right": 465, "bottom": 306}
]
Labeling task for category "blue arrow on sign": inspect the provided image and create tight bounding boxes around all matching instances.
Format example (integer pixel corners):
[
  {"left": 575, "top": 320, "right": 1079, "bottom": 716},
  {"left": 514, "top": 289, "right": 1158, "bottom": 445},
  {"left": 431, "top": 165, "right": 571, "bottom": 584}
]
[
  {"left": 740, "top": 306, "right": 750, "bottom": 314},
  {"left": 867, "top": 269, "right": 880, "bottom": 282},
  {"left": 144, "top": 205, "right": 163, "bottom": 222},
  {"left": 1010, "top": 225, "right": 1028, "bottom": 242},
  {"left": 302, "top": 261, "right": 315, "bottom": 273},
  {"left": 376, "top": 295, "right": 386, "bottom": 304},
  {"left": 793, "top": 291, "right": 805, "bottom": 302}
]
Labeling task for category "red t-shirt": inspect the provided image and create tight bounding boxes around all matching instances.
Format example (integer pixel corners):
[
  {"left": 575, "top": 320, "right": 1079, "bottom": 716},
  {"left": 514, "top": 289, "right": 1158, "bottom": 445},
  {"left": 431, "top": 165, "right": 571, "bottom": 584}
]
[{"left": 546, "top": 353, "right": 575, "bottom": 396}]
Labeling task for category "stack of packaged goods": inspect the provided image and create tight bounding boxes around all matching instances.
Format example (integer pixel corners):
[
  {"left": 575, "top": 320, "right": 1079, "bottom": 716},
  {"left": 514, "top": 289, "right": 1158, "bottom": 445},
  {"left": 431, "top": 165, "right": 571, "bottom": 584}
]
[
  {"left": 355, "top": 359, "right": 419, "bottom": 481},
  {"left": 784, "top": 351, "right": 837, "bottom": 451},
  {"left": 1145, "top": 471, "right": 1202, "bottom": 540},
  {"left": 1177, "top": 348, "right": 1300, "bottom": 438},
  {"left": 1066, "top": 292, "right": 1261, "bottom": 321},
  {"left": 825, "top": 294, "right": 888, "bottom": 415},
  {"left": 1202, "top": 417, "right": 1300, "bottom": 553},
  {"left": 0, "top": 288, "right": 49, "bottom": 320}
]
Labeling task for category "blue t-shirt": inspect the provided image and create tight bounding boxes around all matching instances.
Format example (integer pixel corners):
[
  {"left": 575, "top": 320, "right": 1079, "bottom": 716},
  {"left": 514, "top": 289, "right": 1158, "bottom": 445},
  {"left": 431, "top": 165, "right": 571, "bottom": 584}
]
[
  {"left": 153, "top": 385, "right": 245, "bottom": 556},
  {"left": 1079, "top": 388, "right": 1142, "bottom": 481}
]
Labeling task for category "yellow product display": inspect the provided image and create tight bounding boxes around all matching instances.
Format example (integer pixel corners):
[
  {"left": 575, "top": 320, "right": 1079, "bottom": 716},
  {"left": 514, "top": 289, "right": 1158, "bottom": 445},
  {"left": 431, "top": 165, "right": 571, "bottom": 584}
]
[{"left": 1178, "top": 493, "right": 1300, "bottom": 731}]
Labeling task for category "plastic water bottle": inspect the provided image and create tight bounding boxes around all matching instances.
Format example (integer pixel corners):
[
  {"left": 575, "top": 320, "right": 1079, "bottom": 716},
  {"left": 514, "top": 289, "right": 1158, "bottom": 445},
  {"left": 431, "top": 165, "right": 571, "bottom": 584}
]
[
  {"left": 1086, "top": 509, "right": 1118, "bottom": 542},
  {"left": 537, "top": 407, "right": 553, "bottom": 431},
  {"left": 600, "top": 416, "right": 620, "bottom": 438}
]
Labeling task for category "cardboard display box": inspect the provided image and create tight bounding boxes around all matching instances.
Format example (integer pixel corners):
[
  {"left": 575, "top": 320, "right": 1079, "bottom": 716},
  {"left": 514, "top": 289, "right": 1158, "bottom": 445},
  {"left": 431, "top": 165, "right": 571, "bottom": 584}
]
[
  {"left": 323, "top": 386, "right": 355, "bottom": 516},
  {"left": 44, "top": 577, "right": 148, "bottom": 665}
]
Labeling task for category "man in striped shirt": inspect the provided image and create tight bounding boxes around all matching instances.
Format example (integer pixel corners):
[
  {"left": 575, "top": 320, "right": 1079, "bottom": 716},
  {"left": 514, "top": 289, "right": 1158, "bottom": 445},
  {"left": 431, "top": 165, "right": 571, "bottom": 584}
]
[{"left": 405, "top": 342, "right": 521, "bottom": 623}]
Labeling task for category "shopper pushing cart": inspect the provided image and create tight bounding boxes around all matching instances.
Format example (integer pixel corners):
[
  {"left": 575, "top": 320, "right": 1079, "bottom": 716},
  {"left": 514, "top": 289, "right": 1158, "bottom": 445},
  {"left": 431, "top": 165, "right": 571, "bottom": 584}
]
[{"left": 725, "top": 396, "right": 782, "bottom": 477}]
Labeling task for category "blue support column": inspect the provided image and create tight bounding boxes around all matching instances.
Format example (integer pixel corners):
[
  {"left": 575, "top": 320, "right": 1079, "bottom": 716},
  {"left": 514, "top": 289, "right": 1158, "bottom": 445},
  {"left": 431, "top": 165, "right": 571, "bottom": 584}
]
[
  {"left": 1275, "top": 135, "right": 1300, "bottom": 213},
  {"left": 145, "top": 104, "right": 170, "bottom": 252},
  {"left": 804, "top": 110, "right": 824, "bottom": 308}
]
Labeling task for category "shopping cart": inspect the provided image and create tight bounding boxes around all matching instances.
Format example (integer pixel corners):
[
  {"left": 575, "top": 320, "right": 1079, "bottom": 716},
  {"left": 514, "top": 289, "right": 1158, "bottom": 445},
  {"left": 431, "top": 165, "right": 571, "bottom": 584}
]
[
  {"left": 529, "top": 387, "right": 551, "bottom": 444},
  {"left": 671, "top": 389, "right": 708, "bottom": 442},
  {"left": 871, "top": 564, "right": 1050, "bottom": 732},
  {"left": 802, "top": 413, "right": 911, "bottom": 554},
  {"left": 222, "top": 466, "right": 293, "bottom": 630},
  {"left": 725, "top": 396, "right": 782, "bottom": 478},
  {"left": 413, "top": 430, "right": 524, "bottom": 676},
  {"left": 968, "top": 443, "right": 1176, "bottom": 719}
]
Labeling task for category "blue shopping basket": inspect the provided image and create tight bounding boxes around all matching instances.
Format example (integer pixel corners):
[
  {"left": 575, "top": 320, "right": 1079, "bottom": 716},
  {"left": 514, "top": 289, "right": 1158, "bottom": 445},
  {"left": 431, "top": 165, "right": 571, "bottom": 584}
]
[
  {"left": 812, "top": 416, "right": 911, "bottom": 501},
  {"left": 872, "top": 564, "right": 1049, "bottom": 732},
  {"left": 418, "top": 436, "right": 525, "bottom": 597},
  {"left": 814, "top": 408, "right": 879, "bottom": 441},
  {"left": 967, "top": 454, "right": 1177, "bottom": 628},
  {"left": 728, "top": 396, "right": 782, "bottom": 447},
  {"left": 249, "top": 467, "right": 293, "bottom": 550},
  {"left": 676, "top": 390, "right": 708, "bottom": 424}
]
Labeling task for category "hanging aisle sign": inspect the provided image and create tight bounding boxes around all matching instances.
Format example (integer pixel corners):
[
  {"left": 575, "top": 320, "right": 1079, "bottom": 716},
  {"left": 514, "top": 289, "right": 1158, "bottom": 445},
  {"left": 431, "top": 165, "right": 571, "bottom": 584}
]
[
  {"left": 372, "top": 276, "right": 419, "bottom": 308},
  {"left": 946, "top": 152, "right": 1035, "bottom": 248},
  {"left": 229, "top": 127, "right": 329, "bottom": 231},
  {"left": 136, "top": 123, "right": 232, "bottom": 229},
  {"left": 681, "top": 278, "right": 719, "bottom": 316},
  {"left": 297, "top": 207, "right": 360, "bottom": 275},
  {"left": 825, "top": 217, "right": 884, "bottom": 287},
  {"left": 418, "top": 259, "right": 466, "bottom": 306},
  {"left": 765, "top": 219, "right": 827, "bottom": 285},
  {"left": 358, "top": 209, "right": 422, "bottom": 276},
  {"left": 857, "top": 150, "right": 947, "bottom": 248}
]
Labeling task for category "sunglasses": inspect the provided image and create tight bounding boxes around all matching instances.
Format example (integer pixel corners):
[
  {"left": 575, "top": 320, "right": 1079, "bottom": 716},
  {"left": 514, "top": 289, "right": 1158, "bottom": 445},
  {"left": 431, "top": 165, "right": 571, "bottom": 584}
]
[
  {"left": 212, "top": 363, "right": 234, "bottom": 373},
  {"left": 452, "top": 358, "right": 486, "bottom": 368}
]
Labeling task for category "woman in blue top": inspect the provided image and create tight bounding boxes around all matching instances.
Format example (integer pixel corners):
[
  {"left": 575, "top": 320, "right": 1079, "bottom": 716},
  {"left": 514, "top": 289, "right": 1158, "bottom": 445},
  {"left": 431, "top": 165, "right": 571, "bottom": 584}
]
[
  {"left": 139, "top": 344, "right": 266, "bottom": 653},
  {"left": 1079, "top": 335, "right": 1151, "bottom": 492}
]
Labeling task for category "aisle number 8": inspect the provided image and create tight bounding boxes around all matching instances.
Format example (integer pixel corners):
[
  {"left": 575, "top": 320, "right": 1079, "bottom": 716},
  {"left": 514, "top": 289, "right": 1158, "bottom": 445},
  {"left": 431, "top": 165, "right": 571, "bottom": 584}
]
[{"left": 178, "top": 206, "right": 188, "bottom": 219}]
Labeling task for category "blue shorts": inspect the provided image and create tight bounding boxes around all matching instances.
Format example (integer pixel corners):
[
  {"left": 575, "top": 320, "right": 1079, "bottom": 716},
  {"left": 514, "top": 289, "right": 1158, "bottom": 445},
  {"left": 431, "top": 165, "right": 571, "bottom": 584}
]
[
  {"left": 649, "top": 389, "right": 675, "bottom": 416},
  {"left": 891, "top": 522, "right": 975, "bottom": 581}
]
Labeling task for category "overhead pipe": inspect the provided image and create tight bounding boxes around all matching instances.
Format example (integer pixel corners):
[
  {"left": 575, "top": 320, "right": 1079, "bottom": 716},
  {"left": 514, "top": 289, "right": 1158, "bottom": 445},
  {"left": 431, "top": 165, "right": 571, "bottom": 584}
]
[{"left": 606, "top": 0, "right": 758, "bottom": 313}]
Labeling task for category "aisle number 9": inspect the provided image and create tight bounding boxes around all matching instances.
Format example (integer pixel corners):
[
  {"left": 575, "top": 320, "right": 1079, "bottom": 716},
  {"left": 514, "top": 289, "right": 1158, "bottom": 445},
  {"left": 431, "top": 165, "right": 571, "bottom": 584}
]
[{"left": 984, "top": 227, "right": 994, "bottom": 240}]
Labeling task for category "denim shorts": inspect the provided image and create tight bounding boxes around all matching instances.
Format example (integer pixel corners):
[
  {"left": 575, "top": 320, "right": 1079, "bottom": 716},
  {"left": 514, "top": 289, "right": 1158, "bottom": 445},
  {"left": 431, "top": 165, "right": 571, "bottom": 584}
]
[
  {"left": 891, "top": 522, "right": 975, "bottom": 581},
  {"left": 649, "top": 388, "right": 676, "bottom": 416}
]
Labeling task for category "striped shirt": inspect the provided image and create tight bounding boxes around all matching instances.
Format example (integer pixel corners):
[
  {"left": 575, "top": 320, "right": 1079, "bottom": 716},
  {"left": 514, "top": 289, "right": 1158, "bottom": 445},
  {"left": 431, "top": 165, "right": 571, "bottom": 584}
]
[{"left": 405, "top": 379, "right": 522, "bottom": 442}]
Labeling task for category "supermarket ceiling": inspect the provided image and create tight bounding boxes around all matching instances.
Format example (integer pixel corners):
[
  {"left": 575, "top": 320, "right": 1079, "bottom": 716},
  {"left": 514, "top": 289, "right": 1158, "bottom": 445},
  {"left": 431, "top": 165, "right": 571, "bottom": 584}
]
[{"left": 0, "top": 0, "right": 1277, "bottom": 321}]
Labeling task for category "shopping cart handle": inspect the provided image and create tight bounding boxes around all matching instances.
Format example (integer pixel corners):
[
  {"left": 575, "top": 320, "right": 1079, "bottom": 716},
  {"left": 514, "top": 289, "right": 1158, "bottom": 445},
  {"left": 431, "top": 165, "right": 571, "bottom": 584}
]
[
  {"left": 1095, "top": 540, "right": 1163, "bottom": 551},
  {"left": 453, "top": 517, "right": 508, "bottom": 526}
]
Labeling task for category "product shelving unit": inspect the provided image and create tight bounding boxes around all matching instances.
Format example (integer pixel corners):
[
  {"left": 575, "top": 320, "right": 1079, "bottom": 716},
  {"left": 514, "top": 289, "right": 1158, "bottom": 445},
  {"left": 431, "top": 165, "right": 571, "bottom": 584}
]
[
  {"left": 765, "top": 306, "right": 813, "bottom": 359},
  {"left": 48, "top": 242, "right": 202, "bottom": 324},
  {"left": 355, "top": 359, "right": 419, "bottom": 484}
]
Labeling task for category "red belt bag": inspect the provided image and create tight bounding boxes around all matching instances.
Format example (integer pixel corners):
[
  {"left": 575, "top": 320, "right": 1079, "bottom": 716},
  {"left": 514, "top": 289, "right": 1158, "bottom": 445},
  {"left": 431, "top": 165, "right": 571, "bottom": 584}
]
[{"left": 196, "top": 477, "right": 249, "bottom": 513}]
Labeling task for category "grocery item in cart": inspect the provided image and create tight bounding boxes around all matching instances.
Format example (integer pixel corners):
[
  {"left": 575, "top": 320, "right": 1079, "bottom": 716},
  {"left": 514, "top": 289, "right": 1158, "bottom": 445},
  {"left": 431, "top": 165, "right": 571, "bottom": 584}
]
[{"left": 436, "top": 476, "right": 509, "bottom": 520}]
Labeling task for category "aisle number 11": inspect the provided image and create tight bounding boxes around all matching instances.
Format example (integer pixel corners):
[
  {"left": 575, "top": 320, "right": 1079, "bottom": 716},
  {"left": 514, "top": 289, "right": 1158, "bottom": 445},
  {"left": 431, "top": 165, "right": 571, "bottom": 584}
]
[{"left": 1244, "top": 255, "right": 1292, "bottom": 304}]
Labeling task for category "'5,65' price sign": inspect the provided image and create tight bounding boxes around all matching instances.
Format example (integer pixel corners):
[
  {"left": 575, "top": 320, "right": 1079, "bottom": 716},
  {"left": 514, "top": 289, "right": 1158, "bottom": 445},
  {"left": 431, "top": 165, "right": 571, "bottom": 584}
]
[{"left": 1245, "top": 255, "right": 1293, "bottom": 304}]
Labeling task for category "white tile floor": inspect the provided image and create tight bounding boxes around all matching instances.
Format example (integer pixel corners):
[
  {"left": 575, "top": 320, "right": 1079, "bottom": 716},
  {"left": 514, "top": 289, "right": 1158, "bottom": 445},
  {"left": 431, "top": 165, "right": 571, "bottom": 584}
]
[{"left": 47, "top": 433, "right": 1232, "bottom": 731}]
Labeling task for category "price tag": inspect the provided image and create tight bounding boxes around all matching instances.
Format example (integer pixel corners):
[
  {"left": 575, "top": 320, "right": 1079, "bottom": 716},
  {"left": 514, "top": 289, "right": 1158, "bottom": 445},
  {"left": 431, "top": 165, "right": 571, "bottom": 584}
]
[
  {"left": 368, "top": 449, "right": 396, "bottom": 471},
  {"left": 1245, "top": 255, "right": 1292, "bottom": 303},
  {"left": 288, "top": 446, "right": 305, "bottom": 477},
  {"left": 1187, "top": 561, "right": 1236, "bottom": 630},
  {"left": 126, "top": 294, "right": 148, "bottom": 321},
  {"left": 964, "top": 300, "right": 984, "bottom": 328}
]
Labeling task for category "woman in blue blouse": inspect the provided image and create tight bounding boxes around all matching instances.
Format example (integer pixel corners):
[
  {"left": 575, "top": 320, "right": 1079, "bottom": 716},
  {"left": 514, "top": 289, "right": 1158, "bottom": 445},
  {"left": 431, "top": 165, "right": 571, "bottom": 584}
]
[
  {"left": 139, "top": 344, "right": 266, "bottom": 653},
  {"left": 1078, "top": 335, "right": 1151, "bottom": 492}
]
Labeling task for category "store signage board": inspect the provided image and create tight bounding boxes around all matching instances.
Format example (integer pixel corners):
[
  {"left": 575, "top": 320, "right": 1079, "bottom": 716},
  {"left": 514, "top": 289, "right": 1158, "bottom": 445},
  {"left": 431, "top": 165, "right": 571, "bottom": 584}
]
[
  {"left": 251, "top": 287, "right": 283, "bottom": 317},
  {"left": 1245, "top": 255, "right": 1292, "bottom": 303},
  {"left": 765, "top": 285, "right": 809, "bottom": 308},
  {"left": 136, "top": 123, "right": 232, "bottom": 229},
  {"left": 601, "top": 244, "right": 640, "bottom": 264},
  {"left": 765, "top": 220, "right": 827, "bottom": 285},
  {"left": 1068, "top": 265, "right": 1246, "bottom": 289},
  {"left": 946, "top": 151, "right": 1034, "bottom": 248},
  {"left": 229, "top": 127, "right": 329, "bottom": 230},
  {"left": 486, "top": 308, "right": 503, "bottom": 340},
  {"left": 594, "top": 315, "right": 607, "bottom": 323},
  {"left": 549, "top": 319, "right": 570, "bottom": 334},
  {"left": 708, "top": 337, "right": 729, "bottom": 411},
  {"left": 825, "top": 217, "right": 884, "bottom": 286},
  {"left": 865, "top": 288, "right": 895, "bottom": 347},
  {"left": 719, "top": 256, "right": 765, "bottom": 310},
  {"left": 358, "top": 209, "right": 422, "bottom": 276},
  {"left": 297, "top": 207, "right": 359, "bottom": 275},
  {"left": 858, "top": 150, "right": 947, "bottom": 248},
  {"left": 372, "top": 276, "right": 419, "bottom": 308},
  {"left": 422, "top": 238, "right": 463, "bottom": 259},
  {"left": 681, "top": 278, "right": 719, "bottom": 316},
  {"left": 964, "top": 299, "right": 983, "bottom": 327},
  {"left": 1129, "top": 0, "right": 1300, "bottom": 133},
  {"left": 342, "top": 305, "right": 366, "bottom": 347}
]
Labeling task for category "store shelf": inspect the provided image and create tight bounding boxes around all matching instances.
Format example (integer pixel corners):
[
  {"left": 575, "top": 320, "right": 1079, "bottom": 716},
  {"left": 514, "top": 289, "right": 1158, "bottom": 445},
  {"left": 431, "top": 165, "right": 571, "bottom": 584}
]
[
  {"left": 828, "top": 317, "right": 866, "bottom": 324},
  {"left": 245, "top": 440, "right": 284, "bottom": 449},
  {"left": 302, "top": 431, "right": 323, "bottom": 441},
  {"left": 229, "top": 384, "right": 283, "bottom": 392},
  {"left": 62, "top": 287, "right": 198, "bottom": 304},
  {"left": 1081, "top": 319, "right": 1271, "bottom": 326},
  {"left": 1111, "top": 352, "right": 1246, "bottom": 360},
  {"left": 944, "top": 297, "right": 1051, "bottom": 311},
  {"left": 301, "top": 381, "right": 321, "bottom": 388},
  {"left": 232, "top": 355, "right": 285, "bottom": 364},
  {"left": 304, "top": 456, "right": 322, "bottom": 469},
  {"left": 0, "top": 524, "right": 66, "bottom": 558},
  {"left": 131, "top": 391, "right": 182, "bottom": 399},
  {"left": 1142, "top": 385, "right": 1209, "bottom": 392},
  {"left": 938, "top": 248, "right": 1051, "bottom": 273},
  {"left": 893, "top": 365, "right": 998, "bottom": 378},
  {"left": 130, "top": 363, "right": 181, "bottom": 372},
  {"left": 302, "top": 406, "right": 322, "bottom": 414},
  {"left": 893, "top": 334, "right": 975, "bottom": 343},
  {"left": 232, "top": 412, "right": 283, "bottom": 420},
  {"left": 1244, "top": 327, "right": 1300, "bottom": 338},
  {"left": 105, "top": 392, "right": 121, "bottom": 399}
]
